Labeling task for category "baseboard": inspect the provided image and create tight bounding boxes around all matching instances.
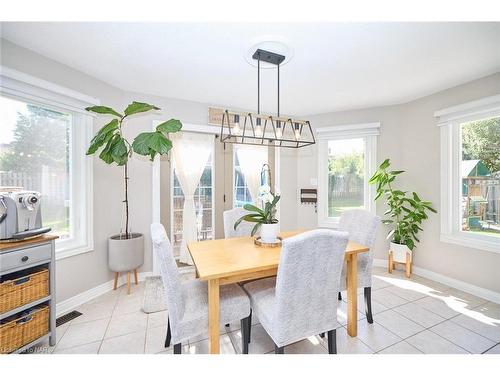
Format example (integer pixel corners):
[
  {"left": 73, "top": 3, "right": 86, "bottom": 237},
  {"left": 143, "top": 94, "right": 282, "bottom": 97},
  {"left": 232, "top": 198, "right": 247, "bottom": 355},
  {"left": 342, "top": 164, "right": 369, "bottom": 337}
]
[
  {"left": 56, "top": 271, "right": 153, "bottom": 317},
  {"left": 373, "top": 258, "right": 500, "bottom": 304}
]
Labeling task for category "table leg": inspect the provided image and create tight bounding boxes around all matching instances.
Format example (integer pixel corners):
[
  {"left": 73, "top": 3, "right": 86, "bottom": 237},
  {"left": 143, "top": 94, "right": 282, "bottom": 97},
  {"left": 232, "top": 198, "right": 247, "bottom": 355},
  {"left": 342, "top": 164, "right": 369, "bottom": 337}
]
[
  {"left": 346, "top": 253, "right": 358, "bottom": 337},
  {"left": 208, "top": 278, "right": 220, "bottom": 354}
]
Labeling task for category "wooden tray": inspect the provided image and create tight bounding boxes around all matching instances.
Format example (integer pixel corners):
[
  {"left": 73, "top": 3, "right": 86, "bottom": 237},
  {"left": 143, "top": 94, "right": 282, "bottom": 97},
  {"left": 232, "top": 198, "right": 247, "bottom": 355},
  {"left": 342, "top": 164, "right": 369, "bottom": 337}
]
[{"left": 254, "top": 236, "right": 282, "bottom": 248}]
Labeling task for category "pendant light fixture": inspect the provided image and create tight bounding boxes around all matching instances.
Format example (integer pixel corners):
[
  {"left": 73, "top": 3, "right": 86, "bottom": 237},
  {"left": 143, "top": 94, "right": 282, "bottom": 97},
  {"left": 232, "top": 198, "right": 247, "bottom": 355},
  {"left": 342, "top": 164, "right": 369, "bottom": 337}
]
[{"left": 220, "top": 49, "right": 315, "bottom": 148}]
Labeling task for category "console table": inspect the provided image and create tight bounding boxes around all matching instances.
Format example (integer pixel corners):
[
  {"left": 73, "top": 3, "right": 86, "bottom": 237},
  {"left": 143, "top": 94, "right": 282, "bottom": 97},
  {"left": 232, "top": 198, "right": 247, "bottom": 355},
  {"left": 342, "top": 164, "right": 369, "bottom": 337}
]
[{"left": 0, "top": 235, "right": 58, "bottom": 353}]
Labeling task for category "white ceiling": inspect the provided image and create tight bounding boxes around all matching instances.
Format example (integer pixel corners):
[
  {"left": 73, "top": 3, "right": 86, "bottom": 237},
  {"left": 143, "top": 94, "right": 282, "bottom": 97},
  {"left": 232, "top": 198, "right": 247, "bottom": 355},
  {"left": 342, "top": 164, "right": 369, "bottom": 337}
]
[{"left": 2, "top": 22, "right": 499, "bottom": 116}]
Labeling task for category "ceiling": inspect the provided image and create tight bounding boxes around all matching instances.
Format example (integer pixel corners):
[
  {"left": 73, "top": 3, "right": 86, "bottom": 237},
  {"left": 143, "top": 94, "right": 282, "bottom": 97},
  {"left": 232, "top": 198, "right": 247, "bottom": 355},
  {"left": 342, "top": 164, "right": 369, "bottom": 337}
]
[{"left": 1, "top": 22, "right": 499, "bottom": 116}]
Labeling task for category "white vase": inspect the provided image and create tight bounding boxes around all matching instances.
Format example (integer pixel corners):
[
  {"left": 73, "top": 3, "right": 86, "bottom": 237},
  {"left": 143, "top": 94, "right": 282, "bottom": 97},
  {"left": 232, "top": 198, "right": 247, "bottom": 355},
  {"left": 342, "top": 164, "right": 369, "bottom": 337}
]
[
  {"left": 389, "top": 242, "right": 412, "bottom": 263},
  {"left": 260, "top": 223, "right": 279, "bottom": 243}
]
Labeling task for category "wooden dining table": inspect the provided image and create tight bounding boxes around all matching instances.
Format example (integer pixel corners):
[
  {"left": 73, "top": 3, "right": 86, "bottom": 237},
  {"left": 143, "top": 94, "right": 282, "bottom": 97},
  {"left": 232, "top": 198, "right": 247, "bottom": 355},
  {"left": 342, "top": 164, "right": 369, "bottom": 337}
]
[{"left": 187, "top": 230, "right": 369, "bottom": 354}]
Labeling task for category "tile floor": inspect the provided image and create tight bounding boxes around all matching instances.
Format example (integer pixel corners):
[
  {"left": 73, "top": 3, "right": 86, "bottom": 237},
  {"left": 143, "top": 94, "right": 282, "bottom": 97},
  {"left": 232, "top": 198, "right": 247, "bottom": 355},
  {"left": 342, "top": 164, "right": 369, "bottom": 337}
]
[{"left": 31, "top": 267, "right": 500, "bottom": 354}]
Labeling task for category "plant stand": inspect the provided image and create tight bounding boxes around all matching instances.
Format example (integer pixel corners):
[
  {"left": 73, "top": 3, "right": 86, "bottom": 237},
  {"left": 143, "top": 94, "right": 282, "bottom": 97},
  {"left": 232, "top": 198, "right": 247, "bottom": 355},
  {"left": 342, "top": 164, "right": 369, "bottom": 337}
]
[
  {"left": 388, "top": 250, "right": 412, "bottom": 278},
  {"left": 113, "top": 269, "right": 138, "bottom": 295}
]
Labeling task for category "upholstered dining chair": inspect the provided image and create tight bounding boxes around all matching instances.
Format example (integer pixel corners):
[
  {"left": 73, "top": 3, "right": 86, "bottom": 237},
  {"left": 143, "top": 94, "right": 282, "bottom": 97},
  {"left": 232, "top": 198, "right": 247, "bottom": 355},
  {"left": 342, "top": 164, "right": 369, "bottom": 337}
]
[
  {"left": 338, "top": 209, "right": 379, "bottom": 324},
  {"left": 150, "top": 223, "right": 252, "bottom": 354},
  {"left": 243, "top": 229, "right": 349, "bottom": 354},
  {"left": 223, "top": 207, "right": 254, "bottom": 238}
]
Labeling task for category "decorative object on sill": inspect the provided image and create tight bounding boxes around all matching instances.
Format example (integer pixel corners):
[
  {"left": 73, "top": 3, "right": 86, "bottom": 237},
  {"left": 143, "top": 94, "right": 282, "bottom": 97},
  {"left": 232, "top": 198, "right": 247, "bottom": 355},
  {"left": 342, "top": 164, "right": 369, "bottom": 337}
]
[
  {"left": 219, "top": 49, "right": 315, "bottom": 148},
  {"left": 300, "top": 188, "right": 318, "bottom": 213},
  {"left": 369, "top": 159, "right": 437, "bottom": 278},
  {"left": 235, "top": 164, "right": 280, "bottom": 244},
  {"left": 85, "top": 102, "right": 183, "bottom": 293},
  {"left": 142, "top": 275, "right": 167, "bottom": 314}
]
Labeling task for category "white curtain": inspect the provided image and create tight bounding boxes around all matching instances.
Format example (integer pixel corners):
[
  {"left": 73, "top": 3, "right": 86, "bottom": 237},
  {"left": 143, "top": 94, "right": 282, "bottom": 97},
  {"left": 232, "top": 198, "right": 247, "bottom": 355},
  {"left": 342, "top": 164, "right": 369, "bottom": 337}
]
[
  {"left": 235, "top": 145, "right": 268, "bottom": 203},
  {"left": 171, "top": 132, "right": 214, "bottom": 265}
]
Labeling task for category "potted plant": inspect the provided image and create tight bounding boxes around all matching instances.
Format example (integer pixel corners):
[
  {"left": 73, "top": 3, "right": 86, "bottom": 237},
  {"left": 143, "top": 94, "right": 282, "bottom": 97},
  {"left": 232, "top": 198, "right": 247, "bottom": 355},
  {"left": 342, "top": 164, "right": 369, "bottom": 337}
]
[
  {"left": 86, "top": 102, "right": 182, "bottom": 285},
  {"left": 369, "top": 159, "right": 437, "bottom": 263},
  {"left": 234, "top": 186, "right": 281, "bottom": 243}
]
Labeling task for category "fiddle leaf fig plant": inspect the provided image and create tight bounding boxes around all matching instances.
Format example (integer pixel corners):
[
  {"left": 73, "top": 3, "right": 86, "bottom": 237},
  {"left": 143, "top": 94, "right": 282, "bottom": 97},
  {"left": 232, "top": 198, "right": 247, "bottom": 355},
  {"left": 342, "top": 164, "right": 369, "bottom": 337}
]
[
  {"left": 86, "top": 102, "right": 182, "bottom": 238},
  {"left": 369, "top": 159, "right": 437, "bottom": 250}
]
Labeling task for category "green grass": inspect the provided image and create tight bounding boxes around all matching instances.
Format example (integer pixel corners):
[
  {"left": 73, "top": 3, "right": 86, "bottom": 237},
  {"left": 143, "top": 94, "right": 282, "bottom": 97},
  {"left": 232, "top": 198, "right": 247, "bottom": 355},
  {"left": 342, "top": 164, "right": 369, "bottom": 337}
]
[
  {"left": 466, "top": 228, "right": 500, "bottom": 238},
  {"left": 328, "top": 197, "right": 364, "bottom": 217}
]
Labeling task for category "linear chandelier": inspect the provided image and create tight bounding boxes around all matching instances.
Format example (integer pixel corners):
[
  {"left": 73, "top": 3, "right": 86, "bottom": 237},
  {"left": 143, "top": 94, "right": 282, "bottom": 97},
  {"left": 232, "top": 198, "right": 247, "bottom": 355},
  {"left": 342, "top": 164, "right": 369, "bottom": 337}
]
[{"left": 220, "top": 49, "right": 315, "bottom": 148}]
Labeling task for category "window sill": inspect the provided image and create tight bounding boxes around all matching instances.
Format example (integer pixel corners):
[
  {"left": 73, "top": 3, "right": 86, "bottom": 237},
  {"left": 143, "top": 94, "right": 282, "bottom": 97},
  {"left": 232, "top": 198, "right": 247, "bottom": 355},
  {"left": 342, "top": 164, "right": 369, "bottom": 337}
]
[
  {"left": 56, "top": 244, "right": 93, "bottom": 261},
  {"left": 440, "top": 232, "right": 500, "bottom": 254}
]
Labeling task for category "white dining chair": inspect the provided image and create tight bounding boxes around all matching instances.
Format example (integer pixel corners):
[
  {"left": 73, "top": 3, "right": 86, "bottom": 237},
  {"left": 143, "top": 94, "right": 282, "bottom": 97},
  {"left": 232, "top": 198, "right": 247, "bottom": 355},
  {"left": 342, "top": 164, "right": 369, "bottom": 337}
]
[
  {"left": 150, "top": 223, "right": 252, "bottom": 354},
  {"left": 243, "top": 229, "right": 349, "bottom": 354},
  {"left": 223, "top": 207, "right": 255, "bottom": 238},
  {"left": 337, "top": 209, "right": 379, "bottom": 323}
]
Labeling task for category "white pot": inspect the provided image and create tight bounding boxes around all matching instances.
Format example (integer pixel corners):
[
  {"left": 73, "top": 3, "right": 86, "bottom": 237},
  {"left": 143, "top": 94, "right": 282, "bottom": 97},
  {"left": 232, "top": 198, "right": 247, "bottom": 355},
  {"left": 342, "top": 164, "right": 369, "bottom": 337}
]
[
  {"left": 260, "top": 223, "right": 279, "bottom": 244},
  {"left": 390, "top": 242, "right": 412, "bottom": 263},
  {"left": 108, "top": 233, "right": 144, "bottom": 272}
]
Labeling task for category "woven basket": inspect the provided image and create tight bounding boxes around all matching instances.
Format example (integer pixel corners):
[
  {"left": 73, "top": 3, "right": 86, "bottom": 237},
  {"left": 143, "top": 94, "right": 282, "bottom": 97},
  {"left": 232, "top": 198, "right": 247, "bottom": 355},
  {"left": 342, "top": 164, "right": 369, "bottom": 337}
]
[
  {"left": 0, "top": 269, "right": 49, "bottom": 314},
  {"left": 0, "top": 305, "right": 49, "bottom": 354}
]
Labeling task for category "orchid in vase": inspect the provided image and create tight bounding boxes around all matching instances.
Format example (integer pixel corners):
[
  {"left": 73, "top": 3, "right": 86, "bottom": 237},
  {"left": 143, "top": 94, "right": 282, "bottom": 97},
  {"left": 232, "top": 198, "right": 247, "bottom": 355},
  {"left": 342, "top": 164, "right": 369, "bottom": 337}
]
[{"left": 234, "top": 166, "right": 280, "bottom": 243}]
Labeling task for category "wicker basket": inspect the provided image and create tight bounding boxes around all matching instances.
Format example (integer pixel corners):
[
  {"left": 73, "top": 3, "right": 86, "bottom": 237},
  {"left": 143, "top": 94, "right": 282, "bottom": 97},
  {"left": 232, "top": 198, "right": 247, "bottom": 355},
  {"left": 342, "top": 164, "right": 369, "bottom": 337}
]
[
  {"left": 0, "top": 269, "right": 49, "bottom": 314},
  {"left": 0, "top": 305, "right": 49, "bottom": 354}
]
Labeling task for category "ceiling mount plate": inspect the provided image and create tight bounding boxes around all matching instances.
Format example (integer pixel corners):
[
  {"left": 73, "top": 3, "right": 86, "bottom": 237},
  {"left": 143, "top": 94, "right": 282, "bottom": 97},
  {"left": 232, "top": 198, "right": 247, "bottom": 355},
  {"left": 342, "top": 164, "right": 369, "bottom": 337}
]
[{"left": 252, "top": 49, "right": 286, "bottom": 66}]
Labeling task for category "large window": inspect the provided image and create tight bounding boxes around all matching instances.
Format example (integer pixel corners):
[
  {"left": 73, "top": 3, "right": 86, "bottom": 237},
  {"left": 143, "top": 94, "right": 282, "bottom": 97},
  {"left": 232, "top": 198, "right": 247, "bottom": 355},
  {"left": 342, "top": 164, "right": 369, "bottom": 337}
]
[
  {"left": 437, "top": 95, "right": 500, "bottom": 253},
  {"left": 317, "top": 123, "right": 379, "bottom": 227},
  {"left": 0, "top": 93, "right": 93, "bottom": 257},
  {"left": 233, "top": 152, "right": 252, "bottom": 207},
  {"left": 171, "top": 154, "right": 214, "bottom": 259}
]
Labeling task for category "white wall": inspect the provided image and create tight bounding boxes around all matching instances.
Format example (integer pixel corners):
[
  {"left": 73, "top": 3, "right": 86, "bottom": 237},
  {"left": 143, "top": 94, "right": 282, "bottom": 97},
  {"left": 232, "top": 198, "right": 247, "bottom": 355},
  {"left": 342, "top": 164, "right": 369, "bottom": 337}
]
[{"left": 297, "top": 73, "right": 500, "bottom": 293}]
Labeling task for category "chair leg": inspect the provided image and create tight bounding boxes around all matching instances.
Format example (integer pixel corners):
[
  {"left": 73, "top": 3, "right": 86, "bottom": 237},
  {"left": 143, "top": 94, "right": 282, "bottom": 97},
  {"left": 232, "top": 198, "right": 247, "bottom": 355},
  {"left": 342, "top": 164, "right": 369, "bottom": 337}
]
[
  {"left": 319, "top": 332, "right": 325, "bottom": 338},
  {"left": 173, "top": 343, "right": 181, "bottom": 354},
  {"left": 240, "top": 316, "right": 250, "bottom": 354},
  {"left": 275, "top": 345, "right": 284, "bottom": 354},
  {"left": 327, "top": 329, "right": 337, "bottom": 354},
  {"left": 338, "top": 291, "right": 342, "bottom": 301},
  {"left": 364, "top": 287, "right": 374, "bottom": 324},
  {"left": 164, "top": 317, "right": 171, "bottom": 348},
  {"left": 225, "top": 323, "right": 230, "bottom": 327},
  {"left": 247, "top": 310, "right": 252, "bottom": 343}
]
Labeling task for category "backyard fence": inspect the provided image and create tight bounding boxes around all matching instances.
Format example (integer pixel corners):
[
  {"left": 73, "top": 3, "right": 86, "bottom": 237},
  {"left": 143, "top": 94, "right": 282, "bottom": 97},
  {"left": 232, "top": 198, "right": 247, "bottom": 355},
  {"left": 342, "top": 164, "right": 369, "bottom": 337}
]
[{"left": 328, "top": 174, "right": 363, "bottom": 199}]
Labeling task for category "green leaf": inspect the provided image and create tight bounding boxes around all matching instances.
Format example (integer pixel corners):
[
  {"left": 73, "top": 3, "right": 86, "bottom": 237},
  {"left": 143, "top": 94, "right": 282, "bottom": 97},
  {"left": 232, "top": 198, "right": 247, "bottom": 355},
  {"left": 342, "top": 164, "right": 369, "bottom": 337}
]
[
  {"left": 85, "top": 106, "right": 123, "bottom": 118},
  {"left": 251, "top": 222, "right": 262, "bottom": 237},
  {"left": 87, "top": 119, "right": 119, "bottom": 155},
  {"left": 110, "top": 138, "right": 128, "bottom": 165},
  {"left": 131, "top": 132, "right": 154, "bottom": 155},
  {"left": 124, "top": 101, "right": 160, "bottom": 116},
  {"left": 156, "top": 119, "right": 182, "bottom": 133},
  {"left": 368, "top": 171, "right": 380, "bottom": 184},
  {"left": 99, "top": 135, "right": 120, "bottom": 164},
  {"left": 243, "top": 204, "right": 265, "bottom": 216},
  {"left": 412, "top": 192, "right": 421, "bottom": 202},
  {"left": 405, "top": 238, "right": 415, "bottom": 250},
  {"left": 132, "top": 131, "right": 173, "bottom": 161},
  {"left": 390, "top": 170, "right": 405, "bottom": 175},
  {"left": 380, "top": 159, "right": 390, "bottom": 169}
]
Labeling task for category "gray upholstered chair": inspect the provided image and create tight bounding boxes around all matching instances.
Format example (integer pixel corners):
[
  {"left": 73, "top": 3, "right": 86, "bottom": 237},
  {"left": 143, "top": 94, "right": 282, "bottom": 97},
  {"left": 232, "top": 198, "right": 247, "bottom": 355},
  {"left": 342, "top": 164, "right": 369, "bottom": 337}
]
[
  {"left": 150, "top": 223, "right": 252, "bottom": 354},
  {"left": 243, "top": 229, "right": 349, "bottom": 354},
  {"left": 338, "top": 209, "right": 379, "bottom": 324},
  {"left": 223, "top": 207, "right": 254, "bottom": 238}
]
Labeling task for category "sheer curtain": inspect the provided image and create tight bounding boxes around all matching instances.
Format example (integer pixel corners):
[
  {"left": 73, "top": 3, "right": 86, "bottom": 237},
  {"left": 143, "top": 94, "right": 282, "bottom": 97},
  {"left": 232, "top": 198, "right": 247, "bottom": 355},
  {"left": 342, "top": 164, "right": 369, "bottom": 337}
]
[
  {"left": 171, "top": 132, "right": 214, "bottom": 265},
  {"left": 235, "top": 145, "right": 268, "bottom": 203}
]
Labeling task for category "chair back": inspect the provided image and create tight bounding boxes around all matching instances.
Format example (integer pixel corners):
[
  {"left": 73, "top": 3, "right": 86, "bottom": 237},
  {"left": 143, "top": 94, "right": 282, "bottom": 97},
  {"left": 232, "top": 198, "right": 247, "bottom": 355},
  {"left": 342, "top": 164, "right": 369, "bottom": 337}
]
[
  {"left": 338, "top": 209, "right": 379, "bottom": 248},
  {"left": 150, "top": 223, "right": 185, "bottom": 330},
  {"left": 273, "top": 229, "right": 348, "bottom": 345},
  {"left": 223, "top": 207, "right": 254, "bottom": 238}
]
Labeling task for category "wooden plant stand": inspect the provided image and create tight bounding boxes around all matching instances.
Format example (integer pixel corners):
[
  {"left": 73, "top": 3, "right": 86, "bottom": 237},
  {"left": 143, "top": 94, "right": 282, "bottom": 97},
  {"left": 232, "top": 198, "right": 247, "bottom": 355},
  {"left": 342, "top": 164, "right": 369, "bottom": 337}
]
[
  {"left": 113, "top": 269, "right": 139, "bottom": 294},
  {"left": 388, "top": 251, "right": 412, "bottom": 278}
]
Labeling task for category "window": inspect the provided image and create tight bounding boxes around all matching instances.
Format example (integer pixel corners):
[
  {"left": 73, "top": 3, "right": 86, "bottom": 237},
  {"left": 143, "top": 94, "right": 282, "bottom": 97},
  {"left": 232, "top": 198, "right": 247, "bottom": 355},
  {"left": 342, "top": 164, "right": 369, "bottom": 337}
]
[
  {"left": 1, "top": 67, "right": 94, "bottom": 258},
  {"left": 437, "top": 95, "right": 500, "bottom": 253},
  {"left": 317, "top": 123, "right": 379, "bottom": 228},
  {"left": 233, "top": 145, "right": 268, "bottom": 207},
  {"left": 171, "top": 154, "right": 214, "bottom": 259}
]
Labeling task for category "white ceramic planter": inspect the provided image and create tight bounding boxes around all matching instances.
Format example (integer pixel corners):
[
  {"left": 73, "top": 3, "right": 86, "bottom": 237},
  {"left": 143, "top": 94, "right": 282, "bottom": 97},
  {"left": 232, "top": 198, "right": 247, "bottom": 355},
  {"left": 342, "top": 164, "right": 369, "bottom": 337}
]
[
  {"left": 108, "top": 233, "right": 144, "bottom": 272},
  {"left": 390, "top": 242, "right": 412, "bottom": 263},
  {"left": 260, "top": 223, "right": 279, "bottom": 244}
]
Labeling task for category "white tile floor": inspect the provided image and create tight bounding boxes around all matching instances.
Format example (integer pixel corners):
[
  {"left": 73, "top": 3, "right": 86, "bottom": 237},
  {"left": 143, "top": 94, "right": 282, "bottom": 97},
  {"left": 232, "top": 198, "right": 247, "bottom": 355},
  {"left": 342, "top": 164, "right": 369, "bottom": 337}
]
[{"left": 31, "top": 267, "right": 500, "bottom": 354}]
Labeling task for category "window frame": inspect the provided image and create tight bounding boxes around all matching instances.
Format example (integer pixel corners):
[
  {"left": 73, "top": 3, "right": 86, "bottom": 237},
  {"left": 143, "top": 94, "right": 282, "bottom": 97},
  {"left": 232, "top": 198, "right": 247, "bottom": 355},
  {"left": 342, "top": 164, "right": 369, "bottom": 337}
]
[
  {"left": 1, "top": 66, "right": 96, "bottom": 259},
  {"left": 317, "top": 123, "right": 379, "bottom": 228},
  {"left": 169, "top": 138, "right": 215, "bottom": 259},
  {"left": 436, "top": 94, "right": 500, "bottom": 254}
]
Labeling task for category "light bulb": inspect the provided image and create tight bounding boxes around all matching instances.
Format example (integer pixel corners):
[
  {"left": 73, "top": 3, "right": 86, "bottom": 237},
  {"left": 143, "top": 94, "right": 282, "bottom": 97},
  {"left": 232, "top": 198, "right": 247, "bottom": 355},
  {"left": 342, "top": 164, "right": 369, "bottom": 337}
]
[
  {"left": 276, "top": 121, "right": 282, "bottom": 139},
  {"left": 294, "top": 123, "right": 301, "bottom": 140},
  {"left": 233, "top": 114, "right": 240, "bottom": 135},
  {"left": 255, "top": 118, "right": 263, "bottom": 137}
]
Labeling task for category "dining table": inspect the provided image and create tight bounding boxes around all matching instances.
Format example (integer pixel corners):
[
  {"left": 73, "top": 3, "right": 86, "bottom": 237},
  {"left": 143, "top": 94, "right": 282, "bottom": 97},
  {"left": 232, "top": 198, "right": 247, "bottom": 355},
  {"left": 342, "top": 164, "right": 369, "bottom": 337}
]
[{"left": 187, "top": 230, "right": 369, "bottom": 354}]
